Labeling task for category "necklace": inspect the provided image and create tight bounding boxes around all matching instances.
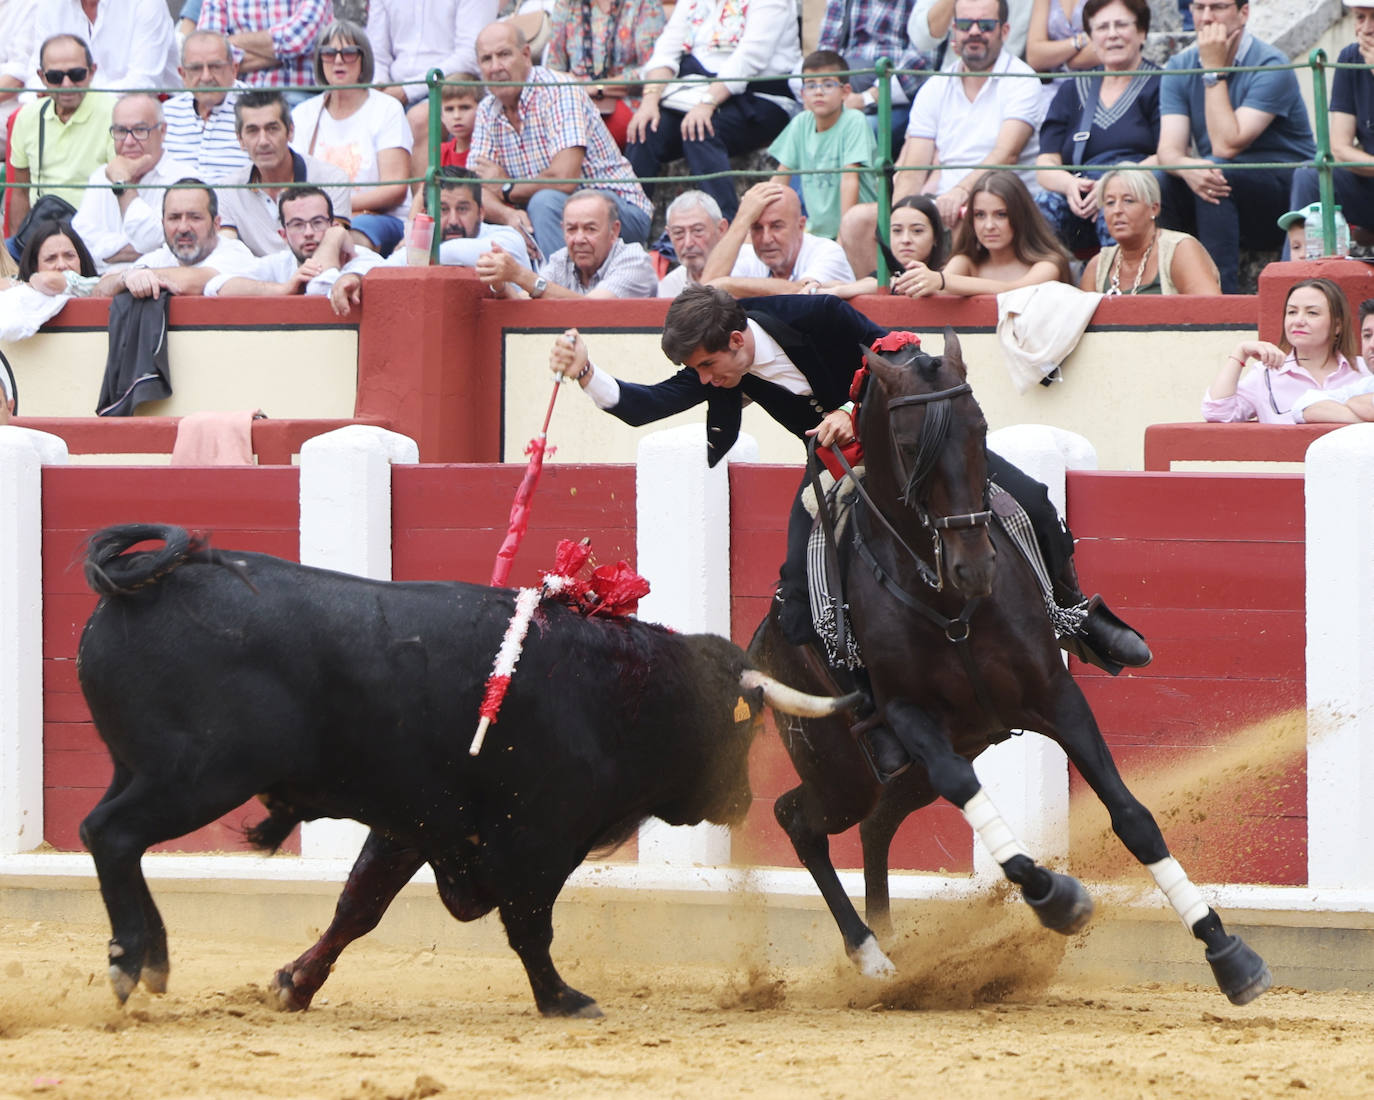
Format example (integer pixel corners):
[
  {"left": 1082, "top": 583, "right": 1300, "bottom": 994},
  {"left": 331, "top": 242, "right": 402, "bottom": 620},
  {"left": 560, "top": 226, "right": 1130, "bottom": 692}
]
[{"left": 1107, "top": 230, "right": 1155, "bottom": 296}]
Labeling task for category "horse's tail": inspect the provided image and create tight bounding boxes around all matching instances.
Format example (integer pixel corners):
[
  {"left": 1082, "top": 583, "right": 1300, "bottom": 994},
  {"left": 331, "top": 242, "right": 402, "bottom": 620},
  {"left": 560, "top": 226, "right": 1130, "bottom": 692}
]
[{"left": 82, "top": 523, "right": 210, "bottom": 597}]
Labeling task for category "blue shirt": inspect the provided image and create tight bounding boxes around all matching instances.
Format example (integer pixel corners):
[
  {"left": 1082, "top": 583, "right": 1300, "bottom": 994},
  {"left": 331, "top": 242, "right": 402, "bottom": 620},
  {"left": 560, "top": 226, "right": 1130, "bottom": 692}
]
[
  {"left": 1040, "top": 64, "right": 1161, "bottom": 169},
  {"left": 1330, "top": 42, "right": 1374, "bottom": 153},
  {"left": 1160, "top": 33, "right": 1315, "bottom": 164}
]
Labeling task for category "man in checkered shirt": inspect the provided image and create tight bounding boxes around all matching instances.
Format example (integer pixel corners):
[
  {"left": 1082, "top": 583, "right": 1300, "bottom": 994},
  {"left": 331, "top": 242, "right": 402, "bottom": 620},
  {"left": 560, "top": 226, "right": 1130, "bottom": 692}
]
[
  {"left": 468, "top": 20, "right": 652, "bottom": 262},
  {"left": 198, "top": 0, "right": 330, "bottom": 100}
]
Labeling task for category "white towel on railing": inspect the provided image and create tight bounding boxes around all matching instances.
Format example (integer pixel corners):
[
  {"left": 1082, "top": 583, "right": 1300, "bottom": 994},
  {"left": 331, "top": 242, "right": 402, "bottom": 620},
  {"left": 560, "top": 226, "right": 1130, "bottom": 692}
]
[
  {"left": 0, "top": 284, "right": 70, "bottom": 342},
  {"left": 996, "top": 282, "right": 1103, "bottom": 394}
]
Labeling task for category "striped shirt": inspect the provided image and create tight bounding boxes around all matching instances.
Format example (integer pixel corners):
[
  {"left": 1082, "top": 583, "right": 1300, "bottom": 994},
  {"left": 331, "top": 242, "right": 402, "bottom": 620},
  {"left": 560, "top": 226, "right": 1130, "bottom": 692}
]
[
  {"left": 538, "top": 238, "right": 658, "bottom": 297},
  {"left": 198, "top": 0, "right": 330, "bottom": 89},
  {"left": 469, "top": 66, "right": 651, "bottom": 219},
  {"left": 163, "top": 84, "right": 252, "bottom": 182}
]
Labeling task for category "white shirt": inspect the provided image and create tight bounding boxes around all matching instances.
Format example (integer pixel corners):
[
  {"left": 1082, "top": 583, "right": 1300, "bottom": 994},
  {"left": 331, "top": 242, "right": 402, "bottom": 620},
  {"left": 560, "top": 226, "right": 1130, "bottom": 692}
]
[
  {"left": 656, "top": 263, "right": 692, "bottom": 298},
  {"left": 29, "top": 0, "right": 180, "bottom": 92},
  {"left": 380, "top": 222, "right": 532, "bottom": 270},
  {"left": 904, "top": 48, "right": 1048, "bottom": 196},
  {"left": 1293, "top": 370, "right": 1374, "bottom": 422},
  {"left": 291, "top": 90, "right": 413, "bottom": 218},
  {"left": 133, "top": 235, "right": 259, "bottom": 277},
  {"left": 730, "top": 233, "right": 855, "bottom": 283},
  {"left": 203, "top": 244, "right": 382, "bottom": 295},
  {"left": 72, "top": 152, "right": 200, "bottom": 271},
  {"left": 367, "top": 0, "right": 500, "bottom": 90},
  {"left": 0, "top": 0, "right": 38, "bottom": 123}
]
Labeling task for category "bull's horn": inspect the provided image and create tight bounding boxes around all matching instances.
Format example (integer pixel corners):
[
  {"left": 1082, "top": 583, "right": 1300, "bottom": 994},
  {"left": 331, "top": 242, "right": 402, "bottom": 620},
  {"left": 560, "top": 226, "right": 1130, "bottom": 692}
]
[{"left": 739, "top": 670, "right": 863, "bottom": 718}]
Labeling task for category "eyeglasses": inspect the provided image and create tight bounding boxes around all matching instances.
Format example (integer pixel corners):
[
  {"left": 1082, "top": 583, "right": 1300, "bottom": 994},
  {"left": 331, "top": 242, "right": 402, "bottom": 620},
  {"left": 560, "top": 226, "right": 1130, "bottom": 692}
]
[
  {"left": 1189, "top": 2, "right": 1236, "bottom": 13},
  {"left": 283, "top": 216, "right": 332, "bottom": 233},
  {"left": 110, "top": 123, "right": 161, "bottom": 140},
  {"left": 319, "top": 46, "right": 363, "bottom": 61},
  {"left": 1089, "top": 18, "right": 1138, "bottom": 33},
  {"left": 1263, "top": 368, "right": 1292, "bottom": 417},
  {"left": 42, "top": 67, "right": 88, "bottom": 84},
  {"left": 952, "top": 17, "right": 1000, "bottom": 31},
  {"left": 801, "top": 78, "right": 844, "bottom": 92}
]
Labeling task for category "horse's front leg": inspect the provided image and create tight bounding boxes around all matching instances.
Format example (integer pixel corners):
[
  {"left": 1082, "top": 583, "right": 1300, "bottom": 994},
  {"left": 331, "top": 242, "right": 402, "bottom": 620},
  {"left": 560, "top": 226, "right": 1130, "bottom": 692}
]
[
  {"left": 1048, "top": 681, "right": 1272, "bottom": 1005},
  {"left": 886, "top": 700, "right": 1094, "bottom": 934}
]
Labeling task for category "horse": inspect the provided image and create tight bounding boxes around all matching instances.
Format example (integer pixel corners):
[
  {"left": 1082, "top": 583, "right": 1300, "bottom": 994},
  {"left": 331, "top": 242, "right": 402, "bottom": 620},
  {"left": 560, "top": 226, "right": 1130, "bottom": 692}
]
[{"left": 747, "top": 328, "right": 1271, "bottom": 1005}]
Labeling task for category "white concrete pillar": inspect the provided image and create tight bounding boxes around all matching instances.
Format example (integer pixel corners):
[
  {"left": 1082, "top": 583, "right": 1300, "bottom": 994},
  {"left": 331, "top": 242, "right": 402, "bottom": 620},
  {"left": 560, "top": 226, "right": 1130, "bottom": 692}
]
[
  {"left": 297, "top": 426, "right": 418, "bottom": 861},
  {"left": 636, "top": 426, "right": 758, "bottom": 868},
  {"left": 1306, "top": 424, "right": 1374, "bottom": 889},
  {"left": 0, "top": 429, "right": 68, "bottom": 854},
  {"left": 967, "top": 426, "right": 1092, "bottom": 878}
]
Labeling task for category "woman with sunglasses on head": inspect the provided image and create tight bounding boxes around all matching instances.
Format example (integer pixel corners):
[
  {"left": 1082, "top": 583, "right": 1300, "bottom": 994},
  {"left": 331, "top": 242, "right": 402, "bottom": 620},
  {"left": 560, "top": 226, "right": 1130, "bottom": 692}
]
[
  {"left": 291, "top": 21, "right": 412, "bottom": 257},
  {"left": 1203, "top": 278, "right": 1370, "bottom": 424}
]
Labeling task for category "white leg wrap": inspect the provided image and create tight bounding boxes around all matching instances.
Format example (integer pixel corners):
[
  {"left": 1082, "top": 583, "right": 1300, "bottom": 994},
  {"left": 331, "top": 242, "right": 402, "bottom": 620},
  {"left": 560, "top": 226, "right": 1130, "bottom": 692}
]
[
  {"left": 1147, "top": 856, "right": 1210, "bottom": 929},
  {"left": 961, "top": 789, "right": 1031, "bottom": 865}
]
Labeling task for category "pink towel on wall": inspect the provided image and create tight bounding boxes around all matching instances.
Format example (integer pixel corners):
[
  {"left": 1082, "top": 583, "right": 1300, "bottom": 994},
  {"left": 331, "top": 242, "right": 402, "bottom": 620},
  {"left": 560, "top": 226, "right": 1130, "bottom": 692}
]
[{"left": 171, "top": 410, "right": 262, "bottom": 466}]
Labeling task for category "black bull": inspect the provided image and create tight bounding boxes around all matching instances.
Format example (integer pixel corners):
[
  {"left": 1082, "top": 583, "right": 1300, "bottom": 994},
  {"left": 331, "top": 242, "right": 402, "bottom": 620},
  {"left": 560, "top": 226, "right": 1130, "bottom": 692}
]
[{"left": 75, "top": 523, "right": 856, "bottom": 1018}]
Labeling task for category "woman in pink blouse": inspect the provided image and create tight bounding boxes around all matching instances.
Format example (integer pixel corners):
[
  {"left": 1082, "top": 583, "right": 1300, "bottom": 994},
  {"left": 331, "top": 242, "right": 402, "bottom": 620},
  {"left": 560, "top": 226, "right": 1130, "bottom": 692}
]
[{"left": 1203, "top": 278, "right": 1370, "bottom": 424}]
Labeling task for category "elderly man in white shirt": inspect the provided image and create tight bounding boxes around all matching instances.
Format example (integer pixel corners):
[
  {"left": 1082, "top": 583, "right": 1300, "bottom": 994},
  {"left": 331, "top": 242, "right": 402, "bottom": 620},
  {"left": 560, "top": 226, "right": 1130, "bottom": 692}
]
[
  {"left": 163, "top": 31, "right": 251, "bottom": 181},
  {"left": 29, "top": 0, "right": 180, "bottom": 94},
  {"left": 73, "top": 93, "right": 199, "bottom": 271},
  {"left": 698, "top": 181, "right": 854, "bottom": 297}
]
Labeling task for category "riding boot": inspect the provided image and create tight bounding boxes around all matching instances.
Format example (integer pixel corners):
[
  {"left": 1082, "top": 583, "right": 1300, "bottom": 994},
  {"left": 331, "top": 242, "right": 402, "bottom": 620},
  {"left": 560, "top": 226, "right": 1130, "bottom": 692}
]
[
  {"left": 1053, "top": 560, "right": 1152, "bottom": 674},
  {"left": 852, "top": 713, "right": 910, "bottom": 783},
  {"left": 775, "top": 587, "right": 820, "bottom": 648}
]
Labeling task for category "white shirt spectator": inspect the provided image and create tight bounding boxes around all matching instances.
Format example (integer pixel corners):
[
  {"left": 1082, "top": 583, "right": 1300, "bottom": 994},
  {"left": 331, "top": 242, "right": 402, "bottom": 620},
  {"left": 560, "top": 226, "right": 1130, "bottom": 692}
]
[
  {"left": 72, "top": 152, "right": 200, "bottom": 271},
  {"left": 730, "top": 234, "right": 855, "bottom": 283},
  {"left": 656, "top": 263, "right": 693, "bottom": 298},
  {"left": 1293, "top": 373, "right": 1374, "bottom": 422},
  {"left": 203, "top": 244, "right": 382, "bottom": 295},
  {"left": 163, "top": 82, "right": 252, "bottom": 181},
  {"left": 908, "top": 0, "right": 1033, "bottom": 64},
  {"left": 0, "top": 0, "right": 39, "bottom": 129},
  {"left": 215, "top": 150, "right": 353, "bottom": 257},
  {"left": 29, "top": 0, "right": 180, "bottom": 93},
  {"left": 133, "top": 234, "right": 259, "bottom": 276},
  {"left": 367, "top": 0, "right": 500, "bottom": 97},
  {"left": 380, "top": 222, "right": 533, "bottom": 270},
  {"left": 291, "top": 89, "right": 413, "bottom": 218},
  {"left": 538, "top": 237, "right": 659, "bottom": 297},
  {"left": 904, "top": 47, "right": 1048, "bottom": 197}
]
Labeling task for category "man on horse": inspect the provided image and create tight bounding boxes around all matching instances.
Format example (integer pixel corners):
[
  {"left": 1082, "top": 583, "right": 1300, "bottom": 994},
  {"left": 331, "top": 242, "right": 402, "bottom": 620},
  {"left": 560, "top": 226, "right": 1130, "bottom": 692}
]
[{"left": 549, "top": 286, "right": 1150, "bottom": 761}]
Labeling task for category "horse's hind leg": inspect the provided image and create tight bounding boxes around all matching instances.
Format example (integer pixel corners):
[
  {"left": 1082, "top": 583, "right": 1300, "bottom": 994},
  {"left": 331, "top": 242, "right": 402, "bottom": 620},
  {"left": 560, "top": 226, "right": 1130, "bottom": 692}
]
[
  {"left": 775, "top": 786, "right": 896, "bottom": 978},
  {"left": 1050, "top": 681, "right": 1271, "bottom": 1005},
  {"left": 860, "top": 770, "right": 937, "bottom": 941},
  {"left": 885, "top": 701, "right": 1094, "bottom": 934}
]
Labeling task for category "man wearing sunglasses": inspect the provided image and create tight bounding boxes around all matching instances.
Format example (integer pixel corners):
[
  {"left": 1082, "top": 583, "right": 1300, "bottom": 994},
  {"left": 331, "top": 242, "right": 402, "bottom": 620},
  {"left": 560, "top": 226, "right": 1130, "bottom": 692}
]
[
  {"left": 29, "top": 0, "right": 178, "bottom": 94},
  {"left": 6, "top": 34, "right": 113, "bottom": 239}
]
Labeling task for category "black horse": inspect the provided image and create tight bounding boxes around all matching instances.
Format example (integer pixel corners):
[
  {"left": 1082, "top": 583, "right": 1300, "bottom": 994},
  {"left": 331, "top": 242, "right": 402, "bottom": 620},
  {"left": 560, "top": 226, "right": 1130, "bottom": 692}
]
[{"left": 748, "top": 330, "right": 1271, "bottom": 1005}]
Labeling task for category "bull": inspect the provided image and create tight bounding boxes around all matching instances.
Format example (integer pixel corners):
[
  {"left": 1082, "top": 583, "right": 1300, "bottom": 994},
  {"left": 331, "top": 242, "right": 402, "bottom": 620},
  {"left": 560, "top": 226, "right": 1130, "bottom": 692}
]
[{"left": 75, "top": 523, "right": 856, "bottom": 1018}]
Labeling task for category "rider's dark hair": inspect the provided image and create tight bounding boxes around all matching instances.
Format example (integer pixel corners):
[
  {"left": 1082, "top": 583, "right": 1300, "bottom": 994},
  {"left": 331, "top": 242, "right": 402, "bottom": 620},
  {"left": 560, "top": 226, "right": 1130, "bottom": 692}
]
[{"left": 661, "top": 284, "right": 749, "bottom": 364}]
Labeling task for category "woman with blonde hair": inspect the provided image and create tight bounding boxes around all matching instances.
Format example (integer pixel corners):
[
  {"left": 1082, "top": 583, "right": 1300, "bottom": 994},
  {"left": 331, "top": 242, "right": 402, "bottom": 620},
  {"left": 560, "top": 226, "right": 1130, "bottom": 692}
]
[{"left": 1081, "top": 168, "right": 1219, "bottom": 295}]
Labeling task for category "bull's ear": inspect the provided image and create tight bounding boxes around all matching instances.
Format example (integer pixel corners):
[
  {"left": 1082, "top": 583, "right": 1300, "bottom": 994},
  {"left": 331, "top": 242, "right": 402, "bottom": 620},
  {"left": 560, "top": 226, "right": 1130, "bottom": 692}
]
[
  {"left": 860, "top": 343, "right": 904, "bottom": 391},
  {"left": 941, "top": 326, "right": 966, "bottom": 379}
]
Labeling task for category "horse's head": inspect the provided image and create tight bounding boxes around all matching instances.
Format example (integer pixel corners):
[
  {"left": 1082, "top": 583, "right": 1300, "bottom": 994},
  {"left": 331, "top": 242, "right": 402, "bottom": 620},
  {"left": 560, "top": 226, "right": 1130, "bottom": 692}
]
[{"left": 857, "top": 328, "right": 996, "bottom": 597}]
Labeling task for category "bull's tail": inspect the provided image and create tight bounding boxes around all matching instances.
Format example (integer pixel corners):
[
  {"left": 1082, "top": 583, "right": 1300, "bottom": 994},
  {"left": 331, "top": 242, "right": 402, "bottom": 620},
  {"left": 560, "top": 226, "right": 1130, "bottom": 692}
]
[{"left": 83, "top": 523, "right": 209, "bottom": 597}]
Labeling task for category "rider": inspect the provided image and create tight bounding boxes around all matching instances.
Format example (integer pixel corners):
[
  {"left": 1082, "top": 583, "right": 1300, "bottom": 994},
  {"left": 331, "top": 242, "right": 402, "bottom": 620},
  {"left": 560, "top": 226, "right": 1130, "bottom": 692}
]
[{"left": 548, "top": 284, "right": 1150, "bottom": 684}]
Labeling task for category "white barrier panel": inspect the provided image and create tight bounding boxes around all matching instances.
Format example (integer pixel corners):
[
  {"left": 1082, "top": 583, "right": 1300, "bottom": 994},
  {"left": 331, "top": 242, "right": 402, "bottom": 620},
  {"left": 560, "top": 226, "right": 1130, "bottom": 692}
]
[
  {"left": 1306, "top": 424, "right": 1374, "bottom": 889},
  {"left": 298, "top": 426, "right": 419, "bottom": 861},
  {"left": 0, "top": 429, "right": 68, "bottom": 855},
  {"left": 636, "top": 426, "right": 758, "bottom": 868}
]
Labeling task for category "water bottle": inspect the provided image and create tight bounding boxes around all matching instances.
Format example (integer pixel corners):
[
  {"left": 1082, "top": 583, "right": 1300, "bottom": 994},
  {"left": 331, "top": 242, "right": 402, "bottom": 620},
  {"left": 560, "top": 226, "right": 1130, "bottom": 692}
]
[
  {"left": 1304, "top": 203, "right": 1325, "bottom": 260},
  {"left": 405, "top": 214, "right": 434, "bottom": 266},
  {"left": 1334, "top": 206, "right": 1351, "bottom": 258}
]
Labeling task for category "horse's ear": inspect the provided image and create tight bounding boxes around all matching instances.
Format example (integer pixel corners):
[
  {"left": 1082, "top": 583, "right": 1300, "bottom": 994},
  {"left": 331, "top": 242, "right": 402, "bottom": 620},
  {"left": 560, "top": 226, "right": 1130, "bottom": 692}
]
[
  {"left": 860, "top": 344, "right": 904, "bottom": 390},
  {"left": 941, "top": 326, "right": 966, "bottom": 379}
]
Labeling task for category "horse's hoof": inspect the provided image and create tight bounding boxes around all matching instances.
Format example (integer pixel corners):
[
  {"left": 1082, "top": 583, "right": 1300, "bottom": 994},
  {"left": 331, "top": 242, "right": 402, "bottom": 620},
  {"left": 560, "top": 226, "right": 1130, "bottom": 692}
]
[
  {"left": 109, "top": 965, "right": 137, "bottom": 1004},
  {"left": 1023, "top": 871, "right": 1094, "bottom": 935},
  {"left": 141, "top": 964, "right": 169, "bottom": 995},
  {"left": 271, "top": 969, "right": 310, "bottom": 1012},
  {"left": 849, "top": 933, "right": 897, "bottom": 979},
  {"left": 538, "top": 990, "right": 603, "bottom": 1018},
  {"left": 1206, "top": 935, "right": 1272, "bottom": 1006}
]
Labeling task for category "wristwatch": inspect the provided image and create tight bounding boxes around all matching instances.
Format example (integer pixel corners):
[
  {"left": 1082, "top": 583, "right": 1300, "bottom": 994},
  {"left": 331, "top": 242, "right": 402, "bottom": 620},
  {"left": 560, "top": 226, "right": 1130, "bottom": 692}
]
[
  {"left": 530, "top": 275, "right": 548, "bottom": 298},
  {"left": 1202, "top": 71, "right": 1229, "bottom": 87},
  {"left": 501, "top": 181, "right": 516, "bottom": 204}
]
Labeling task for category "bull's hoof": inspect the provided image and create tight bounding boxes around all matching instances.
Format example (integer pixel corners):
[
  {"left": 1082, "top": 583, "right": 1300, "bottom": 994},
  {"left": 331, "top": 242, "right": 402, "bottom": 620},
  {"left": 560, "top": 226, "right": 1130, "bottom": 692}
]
[
  {"left": 109, "top": 964, "right": 138, "bottom": 1004},
  {"left": 271, "top": 969, "right": 313, "bottom": 1012},
  {"left": 1205, "top": 935, "right": 1272, "bottom": 1006},
  {"left": 1023, "top": 870, "right": 1094, "bottom": 935},
  {"left": 848, "top": 933, "right": 897, "bottom": 979},
  {"left": 537, "top": 989, "right": 603, "bottom": 1019}
]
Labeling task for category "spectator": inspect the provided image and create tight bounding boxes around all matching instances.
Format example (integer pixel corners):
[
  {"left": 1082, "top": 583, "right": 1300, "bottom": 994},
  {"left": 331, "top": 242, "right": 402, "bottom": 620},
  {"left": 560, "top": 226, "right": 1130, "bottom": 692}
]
[
  {"left": 1292, "top": 299, "right": 1374, "bottom": 422},
  {"left": 625, "top": 0, "right": 801, "bottom": 223},
  {"left": 292, "top": 20, "right": 412, "bottom": 256},
  {"left": 207, "top": 185, "right": 370, "bottom": 297},
  {"left": 29, "top": 0, "right": 180, "bottom": 94},
  {"left": 1289, "top": 1, "right": 1374, "bottom": 246},
  {"left": 1157, "top": 0, "right": 1316, "bottom": 294},
  {"left": 468, "top": 20, "right": 651, "bottom": 260},
  {"left": 476, "top": 187, "right": 657, "bottom": 298},
  {"left": 839, "top": 0, "right": 1048, "bottom": 278},
  {"left": 909, "top": 0, "right": 1034, "bottom": 64},
  {"left": 656, "top": 189, "right": 728, "bottom": 298},
  {"left": 93, "top": 177, "right": 258, "bottom": 296},
  {"left": 1203, "top": 277, "right": 1368, "bottom": 423},
  {"left": 0, "top": 0, "right": 39, "bottom": 137},
  {"left": 1277, "top": 207, "right": 1308, "bottom": 259},
  {"left": 6, "top": 35, "right": 114, "bottom": 249},
  {"left": 163, "top": 31, "right": 252, "bottom": 181},
  {"left": 366, "top": 0, "right": 501, "bottom": 184},
  {"left": 1034, "top": 0, "right": 1159, "bottom": 251},
  {"left": 699, "top": 180, "right": 855, "bottom": 296},
  {"left": 15, "top": 218, "right": 100, "bottom": 296},
  {"left": 72, "top": 93, "right": 198, "bottom": 271},
  {"left": 217, "top": 89, "right": 352, "bottom": 258},
  {"left": 198, "top": 0, "right": 330, "bottom": 99},
  {"left": 909, "top": 169, "right": 1070, "bottom": 297},
  {"left": 1079, "top": 168, "right": 1220, "bottom": 295},
  {"left": 821, "top": 193, "right": 950, "bottom": 298},
  {"left": 543, "top": 0, "right": 667, "bottom": 149},
  {"left": 768, "top": 50, "right": 878, "bottom": 242},
  {"left": 816, "top": 0, "right": 933, "bottom": 148},
  {"left": 1026, "top": 0, "right": 1097, "bottom": 73},
  {"left": 438, "top": 72, "right": 481, "bottom": 168}
]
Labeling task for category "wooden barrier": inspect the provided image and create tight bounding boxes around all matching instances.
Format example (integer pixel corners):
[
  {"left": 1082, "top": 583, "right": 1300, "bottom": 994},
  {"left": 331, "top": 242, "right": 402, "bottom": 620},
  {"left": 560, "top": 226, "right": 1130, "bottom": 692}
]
[{"left": 1144, "top": 423, "right": 1344, "bottom": 470}]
